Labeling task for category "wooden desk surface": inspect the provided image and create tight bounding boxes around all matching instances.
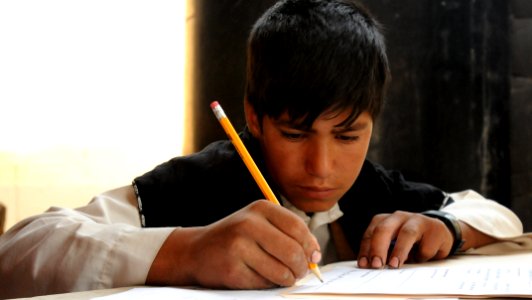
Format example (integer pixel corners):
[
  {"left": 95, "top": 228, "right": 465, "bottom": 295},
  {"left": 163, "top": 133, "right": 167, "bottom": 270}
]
[{"left": 12, "top": 251, "right": 532, "bottom": 300}]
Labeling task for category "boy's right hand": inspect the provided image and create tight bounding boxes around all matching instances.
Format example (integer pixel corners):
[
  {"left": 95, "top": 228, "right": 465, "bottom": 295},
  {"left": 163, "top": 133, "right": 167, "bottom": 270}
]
[{"left": 146, "top": 200, "right": 321, "bottom": 289}]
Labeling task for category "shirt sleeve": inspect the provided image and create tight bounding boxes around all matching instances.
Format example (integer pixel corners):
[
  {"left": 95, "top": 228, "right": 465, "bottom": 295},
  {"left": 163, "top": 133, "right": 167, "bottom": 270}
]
[
  {"left": 440, "top": 189, "right": 531, "bottom": 254},
  {"left": 0, "top": 186, "right": 174, "bottom": 299}
]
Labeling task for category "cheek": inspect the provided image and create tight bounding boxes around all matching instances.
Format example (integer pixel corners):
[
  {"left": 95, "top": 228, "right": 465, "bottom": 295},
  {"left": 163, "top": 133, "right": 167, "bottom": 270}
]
[
  {"left": 337, "top": 144, "right": 369, "bottom": 179},
  {"left": 345, "top": 157, "right": 364, "bottom": 183},
  {"left": 339, "top": 154, "right": 362, "bottom": 174},
  {"left": 262, "top": 143, "right": 301, "bottom": 178}
]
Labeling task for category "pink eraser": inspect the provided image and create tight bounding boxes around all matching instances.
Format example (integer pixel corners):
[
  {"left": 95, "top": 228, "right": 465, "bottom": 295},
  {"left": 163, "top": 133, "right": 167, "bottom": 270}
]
[{"left": 210, "top": 101, "right": 219, "bottom": 109}]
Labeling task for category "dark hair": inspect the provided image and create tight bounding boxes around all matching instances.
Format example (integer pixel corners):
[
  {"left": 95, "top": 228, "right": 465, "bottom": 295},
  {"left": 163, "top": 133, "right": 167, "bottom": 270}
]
[{"left": 245, "top": 0, "right": 390, "bottom": 129}]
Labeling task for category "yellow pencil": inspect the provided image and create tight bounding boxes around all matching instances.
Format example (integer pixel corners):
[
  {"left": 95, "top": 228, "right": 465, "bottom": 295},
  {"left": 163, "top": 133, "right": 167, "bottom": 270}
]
[{"left": 210, "top": 101, "right": 323, "bottom": 283}]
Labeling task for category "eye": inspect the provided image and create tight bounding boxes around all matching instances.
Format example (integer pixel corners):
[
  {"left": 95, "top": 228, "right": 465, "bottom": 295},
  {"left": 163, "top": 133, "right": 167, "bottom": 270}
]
[
  {"left": 336, "top": 135, "right": 359, "bottom": 142},
  {"left": 281, "top": 131, "right": 306, "bottom": 140}
]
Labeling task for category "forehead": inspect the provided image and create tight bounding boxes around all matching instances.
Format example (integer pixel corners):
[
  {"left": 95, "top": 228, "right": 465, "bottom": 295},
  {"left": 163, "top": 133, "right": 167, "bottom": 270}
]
[{"left": 273, "top": 108, "right": 370, "bottom": 129}]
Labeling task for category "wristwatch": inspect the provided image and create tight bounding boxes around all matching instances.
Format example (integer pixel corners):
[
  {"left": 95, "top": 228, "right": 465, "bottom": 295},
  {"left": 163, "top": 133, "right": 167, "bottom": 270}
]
[{"left": 421, "top": 210, "right": 465, "bottom": 256}]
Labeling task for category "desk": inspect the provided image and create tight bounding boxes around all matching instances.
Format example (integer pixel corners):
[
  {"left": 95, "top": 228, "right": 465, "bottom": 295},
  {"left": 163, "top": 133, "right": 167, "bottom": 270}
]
[
  {"left": 13, "top": 251, "right": 532, "bottom": 300},
  {"left": 11, "top": 287, "right": 133, "bottom": 300}
]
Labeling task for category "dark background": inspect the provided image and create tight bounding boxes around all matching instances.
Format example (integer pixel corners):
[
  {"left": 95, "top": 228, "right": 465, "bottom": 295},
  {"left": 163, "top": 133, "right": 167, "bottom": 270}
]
[{"left": 188, "top": 0, "right": 532, "bottom": 231}]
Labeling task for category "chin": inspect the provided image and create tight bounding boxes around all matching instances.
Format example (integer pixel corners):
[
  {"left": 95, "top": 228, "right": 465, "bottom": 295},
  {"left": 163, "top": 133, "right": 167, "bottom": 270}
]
[{"left": 291, "top": 198, "right": 338, "bottom": 213}]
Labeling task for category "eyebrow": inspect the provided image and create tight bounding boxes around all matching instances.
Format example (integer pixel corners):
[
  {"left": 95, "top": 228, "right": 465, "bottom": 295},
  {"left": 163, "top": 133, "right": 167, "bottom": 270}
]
[
  {"left": 274, "top": 119, "right": 369, "bottom": 132},
  {"left": 332, "top": 122, "right": 369, "bottom": 133}
]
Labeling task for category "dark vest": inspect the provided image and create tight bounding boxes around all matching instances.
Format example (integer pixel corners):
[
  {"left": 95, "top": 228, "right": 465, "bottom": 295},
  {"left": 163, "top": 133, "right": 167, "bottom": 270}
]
[{"left": 133, "top": 129, "right": 445, "bottom": 254}]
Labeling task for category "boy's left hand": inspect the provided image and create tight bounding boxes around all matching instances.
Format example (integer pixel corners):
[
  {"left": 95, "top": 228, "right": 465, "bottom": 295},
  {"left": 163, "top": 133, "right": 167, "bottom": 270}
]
[{"left": 356, "top": 210, "right": 456, "bottom": 269}]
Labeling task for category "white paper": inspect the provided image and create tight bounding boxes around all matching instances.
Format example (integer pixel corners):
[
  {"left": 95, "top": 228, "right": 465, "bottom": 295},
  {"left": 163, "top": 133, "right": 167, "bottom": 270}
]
[
  {"left": 288, "top": 265, "right": 532, "bottom": 297},
  {"left": 91, "top": 286, "right": 287, "bottom": 300},
  {"left": 91, "top": 286, "right": 432, "bottom": 300}
]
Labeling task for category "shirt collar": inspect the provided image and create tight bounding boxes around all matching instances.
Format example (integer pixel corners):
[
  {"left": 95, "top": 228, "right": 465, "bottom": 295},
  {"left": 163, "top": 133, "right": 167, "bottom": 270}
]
[{"left": 281, "top": 196, "right": 343, "bottom": 231}]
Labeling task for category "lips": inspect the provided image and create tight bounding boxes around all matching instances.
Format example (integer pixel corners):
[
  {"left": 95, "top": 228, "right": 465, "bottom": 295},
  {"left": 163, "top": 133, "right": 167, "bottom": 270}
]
[{"left": 298, "top": 185, "right": 337, "bottom": 199}]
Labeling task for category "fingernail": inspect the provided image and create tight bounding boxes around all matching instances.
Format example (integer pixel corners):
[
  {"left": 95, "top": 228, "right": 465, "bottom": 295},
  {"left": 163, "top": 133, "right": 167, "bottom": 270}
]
[
  {"left": 358, "top": 256, "right": 368, "bottom": 267},
  {"left": 311, "top": 250, "right": 322, "bottom": 264},
  {"left": 388, "top": 256, "right": 400, "bottom": 268},
  {"left": 371, "top": 256, "right": 383, "bottom": 268},
  {"left": 283, "top": 270, "right": 291, "bottom": 280}
]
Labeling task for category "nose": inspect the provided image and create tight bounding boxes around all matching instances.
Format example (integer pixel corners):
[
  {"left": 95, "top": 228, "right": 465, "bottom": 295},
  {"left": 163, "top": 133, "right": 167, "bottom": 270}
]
[{"left": 304, "top": 140, "right": 333, "bottom": 178}]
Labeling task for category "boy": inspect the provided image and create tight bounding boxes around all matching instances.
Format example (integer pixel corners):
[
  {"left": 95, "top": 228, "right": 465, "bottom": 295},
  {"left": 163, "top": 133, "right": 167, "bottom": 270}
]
[{"left": 0, "top": 0, "right": 523, "bottom": 298}]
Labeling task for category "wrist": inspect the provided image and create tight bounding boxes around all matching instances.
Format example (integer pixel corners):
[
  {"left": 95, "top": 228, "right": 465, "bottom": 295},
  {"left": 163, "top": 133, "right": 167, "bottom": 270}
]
[
  {"left": 421, "top": 210, "right": 465, "bottom": 256},
  {"left": 146, "top": 227, "right": 199, "bottom": 286}
]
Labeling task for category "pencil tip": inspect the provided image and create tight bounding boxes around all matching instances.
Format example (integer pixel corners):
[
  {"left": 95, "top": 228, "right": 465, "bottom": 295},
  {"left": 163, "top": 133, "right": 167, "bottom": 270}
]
[{"left": 309, "top": 264, "right": 324, "bottom": 283}]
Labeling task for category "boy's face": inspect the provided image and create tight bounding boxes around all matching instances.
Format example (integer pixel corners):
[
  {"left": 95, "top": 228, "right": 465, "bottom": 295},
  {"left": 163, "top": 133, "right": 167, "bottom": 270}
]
[{"left": 248, "top": 107, "right": 373, "bottom": 213}]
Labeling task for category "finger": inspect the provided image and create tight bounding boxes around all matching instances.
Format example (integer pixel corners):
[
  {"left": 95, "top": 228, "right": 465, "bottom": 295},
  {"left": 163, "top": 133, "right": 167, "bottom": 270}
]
[
  {"left": 245, "top": 243, "right": 301, "bottom": 287},
  {"left": 357, "top": 214, "right": 385, "bottom": 268},
  {"left": 219, "top": 259, "right": 277, "bottom": 289},
  {"left": 227, "top": 265, "right": 274, "bottom": 289},
  {"left": 387, "top": 219, "right": 423, "bottom": 268},
  {"left": 414, "top": 237, "right": 446, "bottom": 263},
  {"left": 257, "top": 201, "right": 321, "bottom": 266},
  {"left": 358, "top": 213, "right": 399, "bottom": 269},
  {"left": 413, "top": 217, "right": 453, "bottom": 262},
  {"left": 254, "top": 221, "right": 309, "bottom": 280}
]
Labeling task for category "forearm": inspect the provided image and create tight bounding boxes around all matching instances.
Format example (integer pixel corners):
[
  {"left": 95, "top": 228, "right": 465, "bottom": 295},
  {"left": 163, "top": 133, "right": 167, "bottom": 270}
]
[
  {"left": 459, "top": 221, "right": 498, "bottom": 250},
  {"left": 442, "top": 190, "right": 523, "bottom": 251},
  {"left": 0, "top": 187, "right": 172, "bottom": 298}
]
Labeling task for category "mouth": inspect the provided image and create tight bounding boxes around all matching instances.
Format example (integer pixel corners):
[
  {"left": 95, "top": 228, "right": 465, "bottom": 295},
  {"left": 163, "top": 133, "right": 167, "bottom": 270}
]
[{"left": 298, "top": 185, "right": 337, "bottom": 199}]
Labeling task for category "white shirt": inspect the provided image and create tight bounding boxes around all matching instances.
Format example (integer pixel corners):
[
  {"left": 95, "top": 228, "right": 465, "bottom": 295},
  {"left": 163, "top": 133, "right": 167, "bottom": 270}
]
[
  {"left": 0, "top": 186, "right": 527, "bottom": 298},
  {"left": 281, "top": 197, "right": 343, "bottom": 265}
]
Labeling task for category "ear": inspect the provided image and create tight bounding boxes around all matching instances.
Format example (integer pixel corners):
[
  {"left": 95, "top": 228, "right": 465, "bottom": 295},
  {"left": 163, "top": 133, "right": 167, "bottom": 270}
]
[{"left": 244, "top": 99, "right": 261, "bottom": 138}]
